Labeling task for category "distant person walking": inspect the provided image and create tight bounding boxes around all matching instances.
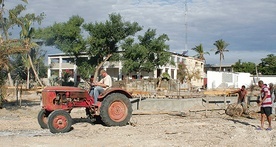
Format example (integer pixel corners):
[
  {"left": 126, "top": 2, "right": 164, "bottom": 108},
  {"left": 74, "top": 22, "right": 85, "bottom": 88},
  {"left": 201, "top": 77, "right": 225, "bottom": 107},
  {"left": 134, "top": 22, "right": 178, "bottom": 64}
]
[
  {"left": 257, "top": 80, "right": 272, "bottom": 130},
  {"left": 269, "top": 83, "right": 276, "bottom": 114}
]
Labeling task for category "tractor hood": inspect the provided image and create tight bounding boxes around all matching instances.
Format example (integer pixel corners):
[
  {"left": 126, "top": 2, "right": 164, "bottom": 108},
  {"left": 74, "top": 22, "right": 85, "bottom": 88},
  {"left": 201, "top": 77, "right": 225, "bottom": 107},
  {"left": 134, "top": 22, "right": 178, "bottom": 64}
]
[{"left": 42, "top": 86, "right": 87, "bottom": 93}]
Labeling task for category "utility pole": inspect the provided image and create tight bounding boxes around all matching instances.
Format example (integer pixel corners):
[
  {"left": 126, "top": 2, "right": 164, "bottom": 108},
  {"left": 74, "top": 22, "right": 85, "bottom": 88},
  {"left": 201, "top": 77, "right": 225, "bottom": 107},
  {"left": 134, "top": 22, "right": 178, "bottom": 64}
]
[{"left": 184, "top": 0, "right": 188, "bottom": 51}]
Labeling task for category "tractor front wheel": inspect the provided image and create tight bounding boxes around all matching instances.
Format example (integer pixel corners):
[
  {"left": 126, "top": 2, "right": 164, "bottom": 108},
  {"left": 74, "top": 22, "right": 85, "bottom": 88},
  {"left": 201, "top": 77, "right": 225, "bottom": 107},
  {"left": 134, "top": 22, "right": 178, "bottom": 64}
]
[
  {"left": 100, "top": 93, "right": 132, "bottom": 126},
  {"left": 37, "top": 109, "right": 51, "bottom": 129},
  {"left": 47, "top": 110, "right": 72, "bottom": 133}
]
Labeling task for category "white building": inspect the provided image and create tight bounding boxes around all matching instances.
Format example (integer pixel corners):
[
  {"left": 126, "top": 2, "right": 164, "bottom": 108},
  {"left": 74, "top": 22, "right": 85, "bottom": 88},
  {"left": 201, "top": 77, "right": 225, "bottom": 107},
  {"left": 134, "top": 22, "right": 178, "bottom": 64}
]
[
  {"left": 206, "top": 71, "right": 276, "bottom": 89},
  {"left": 47, "top": 52, "right": 205, "bottom": 87}
]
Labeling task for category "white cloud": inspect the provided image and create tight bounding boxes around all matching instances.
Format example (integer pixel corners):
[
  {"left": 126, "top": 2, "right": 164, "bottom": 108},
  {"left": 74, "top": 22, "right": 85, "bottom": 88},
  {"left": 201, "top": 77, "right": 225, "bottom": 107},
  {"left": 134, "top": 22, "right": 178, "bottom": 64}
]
[{"left": 4, "top": 0, "right": 276, "bottom": 65}]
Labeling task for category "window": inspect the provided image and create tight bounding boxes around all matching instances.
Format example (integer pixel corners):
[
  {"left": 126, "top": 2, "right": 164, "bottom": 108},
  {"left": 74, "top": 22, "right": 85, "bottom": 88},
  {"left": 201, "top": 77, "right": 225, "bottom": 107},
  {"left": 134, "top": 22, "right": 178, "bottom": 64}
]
[
  {"left": 182, "top": 58, "right": 186, "bottom": 64},
  {"left": 171, "top": 56, "right": 175, "bottom": 62},
  {"left": 62, "top": 58, "right": 74, "bottom": 63},
  {"left": 51, "top": 58, "right": 59, "bottom": 63}
]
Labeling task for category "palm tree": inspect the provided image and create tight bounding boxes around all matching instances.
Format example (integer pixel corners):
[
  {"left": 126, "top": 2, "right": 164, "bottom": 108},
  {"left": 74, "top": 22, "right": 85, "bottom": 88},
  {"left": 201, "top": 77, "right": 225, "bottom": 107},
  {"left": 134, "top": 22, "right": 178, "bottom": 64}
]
[
  {"left": 19, "top": 19, "right": 44, "bottom": 87},
  {"left": 0, "top": 38, "right": 30, "bottom": 108},
  {"left": 22, "top": 54, "right": 31, "bottom": 89},
  {"left": 213, "top": 39, "right": 229, "bottom": 71},
  {"left": 191, "top": 44, "right": 210, "bottom": 61},
  {"left": 8, "top": 2, "right": 45, "bottom": 87},
  {"left": 1, "top": 0, "right": 31, "bottom": 86},
  {"left": 0, "top": 39, "right": 29, "bottom": 70}
]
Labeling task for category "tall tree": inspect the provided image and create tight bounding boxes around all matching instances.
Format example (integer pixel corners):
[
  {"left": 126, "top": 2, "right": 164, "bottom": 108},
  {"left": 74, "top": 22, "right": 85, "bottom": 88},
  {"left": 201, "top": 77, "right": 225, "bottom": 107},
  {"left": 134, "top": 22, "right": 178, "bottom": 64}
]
[
  {"left": 213, "top": 39, "right": 229, "bottom": 71},
  {"left": 232, "top": 59, "right": 256, "bottom": 74},
  {"left": 36, "top": 13, "right": 142, "bottom": 81},
  {"left": 22, "top": 54, "right": 31, "bottom": 89},
  {"left": 121, "top": 29, "right": 172, "bottom": 76},
  {"left": 10, "top": 6, "right": 45, "bottom": 87},
  {"left": 83, "top": 13, "right": 142, "bottom": 81},
  {"left": 0, "top": 1, "right": 28, "bottom": 86},
  {"left": 0, "top": 40, "right": 29, "bottom": 70},
  {"left": 191, "top": 43, "right": 209, "bottom": 61},
  {"left": 0, "top": 0, "right": 45, "bottom": 87},
  {"left": 258, "top": 54, "right": 276, "bottom": 75},
  {"left": 35, "top": 15, "right": 86, "bottom": 81}
]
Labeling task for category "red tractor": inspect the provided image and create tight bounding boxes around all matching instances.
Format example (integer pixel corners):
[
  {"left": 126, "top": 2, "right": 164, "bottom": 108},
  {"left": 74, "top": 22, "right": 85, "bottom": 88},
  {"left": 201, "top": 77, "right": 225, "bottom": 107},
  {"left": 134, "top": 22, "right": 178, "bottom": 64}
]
[{"left": 37, "top": 86, "right": 133, "bottom": 133}]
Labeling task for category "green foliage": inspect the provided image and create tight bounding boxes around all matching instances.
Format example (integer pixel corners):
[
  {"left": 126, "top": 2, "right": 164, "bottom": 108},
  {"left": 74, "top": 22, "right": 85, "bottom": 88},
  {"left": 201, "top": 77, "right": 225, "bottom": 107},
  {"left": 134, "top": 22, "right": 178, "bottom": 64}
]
[
  {"left": 76, "top": 59, "right": 95, "bottom": 79},
  {"left": 191, "top": 43, "right": 209, "bottom": 61},
  {"left": 213, "top": 39, "right": 229, "bottom": 71},
  {"left": 35, "top": 15, "right": 85, "bottom": 55},
  {"left": 8, "top": 4, "right": 45, "bottom": 39},
  {"left": 177, "top": 62, "right": 187, "bottom": 83},
  {"left": 258, "top": 54, "right": 276, "bottom": 75},
  {"left": 83, "top": 13, "right": 142, "bottom": 67},
  {"left": 161, "top": 72, "right": 170, "bottom": 80},
  {"left": 31, "top": 48, "right": 48, "bottom": 78},
  {"left": 0, "top": 1, "right": 43, "bottom": 71},
  {"left": 0, "top": 1, "right": 45, "bottom": 87},
  {"left": 121, "top": 29, "right": 171, "bottom": 74},
  {"left": 232, "top": 59, "right": 256, "bottom": 74},
  {"left": 213, "top": 39, "right": 229, "bottom": 60},
  {"left": 61, "top": 70, "right": 74, "bottom": 86},
  {"left": 35, "top": 13, "right": 142, "bottom": 79},
  {"left": 0, "top": 70, "right": 7, "bottom": 86},
  {"left": 10, "top": 54, "right": 26, "bottom": 79},
  {"left": 232, "top": 55, "right": 276, "bottom": 75},
  {"left": 0, "top": 70, "right": 7, "bottom": 107}
]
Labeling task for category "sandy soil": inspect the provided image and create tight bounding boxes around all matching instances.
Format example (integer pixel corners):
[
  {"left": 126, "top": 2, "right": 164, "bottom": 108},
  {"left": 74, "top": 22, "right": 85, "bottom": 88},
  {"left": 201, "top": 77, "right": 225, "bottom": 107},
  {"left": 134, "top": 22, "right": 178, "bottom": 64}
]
[{"left": 0, "top": 93, "right": 276, "bottom": 147}]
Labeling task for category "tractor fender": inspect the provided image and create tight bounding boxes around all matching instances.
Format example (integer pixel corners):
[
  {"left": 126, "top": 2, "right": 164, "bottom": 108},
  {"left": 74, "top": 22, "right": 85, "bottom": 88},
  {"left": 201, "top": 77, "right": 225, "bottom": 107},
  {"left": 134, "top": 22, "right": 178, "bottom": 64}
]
[{"left": 99, "top": 87, "right": 132, "bottom": 99}]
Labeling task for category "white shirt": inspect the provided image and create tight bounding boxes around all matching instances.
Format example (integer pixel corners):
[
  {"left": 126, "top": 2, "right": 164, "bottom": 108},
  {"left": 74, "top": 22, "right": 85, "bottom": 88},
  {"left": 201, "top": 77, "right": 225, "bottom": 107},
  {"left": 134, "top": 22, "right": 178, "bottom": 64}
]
[{"left": 99, "top": 74, "right": 112, "bottom": 90}]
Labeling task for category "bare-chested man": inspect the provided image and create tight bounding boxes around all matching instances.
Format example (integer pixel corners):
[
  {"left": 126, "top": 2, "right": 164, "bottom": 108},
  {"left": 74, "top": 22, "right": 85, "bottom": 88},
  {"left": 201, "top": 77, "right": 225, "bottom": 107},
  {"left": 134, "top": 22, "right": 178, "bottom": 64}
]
[{"left": 232, "top": 85, "right": 248, "bottom": 114}]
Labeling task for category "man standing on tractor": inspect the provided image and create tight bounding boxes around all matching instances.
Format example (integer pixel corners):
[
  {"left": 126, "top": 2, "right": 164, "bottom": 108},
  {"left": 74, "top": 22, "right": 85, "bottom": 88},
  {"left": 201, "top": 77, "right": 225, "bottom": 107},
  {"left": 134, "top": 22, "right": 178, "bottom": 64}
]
[{"left": 89, "top": 69, "right": 112, "bottom": 106}]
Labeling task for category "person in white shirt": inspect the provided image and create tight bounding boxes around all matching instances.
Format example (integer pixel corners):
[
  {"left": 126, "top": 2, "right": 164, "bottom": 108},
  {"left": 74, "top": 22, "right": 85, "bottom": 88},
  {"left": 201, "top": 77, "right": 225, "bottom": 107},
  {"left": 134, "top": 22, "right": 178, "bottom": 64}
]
[{"left": 89, "top": 69, "right": 112, "bottom": 106}]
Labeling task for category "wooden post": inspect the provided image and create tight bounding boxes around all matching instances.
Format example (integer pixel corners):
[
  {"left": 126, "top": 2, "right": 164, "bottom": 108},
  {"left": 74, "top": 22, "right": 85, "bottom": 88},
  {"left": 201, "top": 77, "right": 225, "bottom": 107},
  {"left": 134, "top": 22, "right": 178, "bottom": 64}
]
[
  {"left": 15, "top": 80, "right": 18, "bottom": 106},
  {"left": 137, "top": 94, "right": 142, "bottom": 110},
  {"left": 205, "top": 97, "right": 208, "bottom": 117},
  {"left": 19, "top": 85, "right": 22, "bottom": 107},
  {"left": 224, "top": 94, "right": 226, "bottom": 109}
]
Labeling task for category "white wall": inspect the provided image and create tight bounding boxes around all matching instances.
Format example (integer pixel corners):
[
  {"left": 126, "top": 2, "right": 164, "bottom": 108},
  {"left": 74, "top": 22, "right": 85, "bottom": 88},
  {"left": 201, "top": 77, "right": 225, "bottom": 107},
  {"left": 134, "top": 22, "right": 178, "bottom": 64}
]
[
  {"left": 207, "top": 71, "right": 251, "bottom": 89},
  {"left": 237, "top": 73, "right": 252, "bottom": 88},
  {"left": 207, "top": 71, "right": 222, "bottom": 89},
  {"left": 253, "top": 76, "right": 276, "bottom": 85}
]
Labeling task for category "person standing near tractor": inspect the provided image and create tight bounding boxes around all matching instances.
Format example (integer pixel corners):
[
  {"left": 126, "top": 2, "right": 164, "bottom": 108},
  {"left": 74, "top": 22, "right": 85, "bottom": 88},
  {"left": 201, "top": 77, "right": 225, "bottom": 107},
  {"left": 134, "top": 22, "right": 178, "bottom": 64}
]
[
  {"left": 231, "top": 85, "right": 248, "bottom": 114},
  {"left": 269, "top": 83, "right": 276, "bottom": 114},
  {"left": 257, "top": 80, "right": 272, "bottom": 130},
  {"left": 75, "top": 75, "right": 85, "bottom": 89},
  {"left": 89, "top": 69, "right": 112, "bottom": 106}
]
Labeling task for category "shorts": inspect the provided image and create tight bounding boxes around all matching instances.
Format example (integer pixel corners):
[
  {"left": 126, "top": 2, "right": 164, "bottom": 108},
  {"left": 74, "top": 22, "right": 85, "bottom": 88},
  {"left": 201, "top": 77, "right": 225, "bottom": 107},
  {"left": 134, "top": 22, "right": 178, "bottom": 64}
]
[{"left": 260, "top": 107, "right": 272, "bottom": 117}]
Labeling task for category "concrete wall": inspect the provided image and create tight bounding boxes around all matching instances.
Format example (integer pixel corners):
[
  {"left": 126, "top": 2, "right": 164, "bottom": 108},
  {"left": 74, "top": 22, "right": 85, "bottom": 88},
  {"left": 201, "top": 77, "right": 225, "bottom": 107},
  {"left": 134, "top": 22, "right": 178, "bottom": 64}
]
[{"left": 131, "top": 97, "right": 238, "bottom": 112}]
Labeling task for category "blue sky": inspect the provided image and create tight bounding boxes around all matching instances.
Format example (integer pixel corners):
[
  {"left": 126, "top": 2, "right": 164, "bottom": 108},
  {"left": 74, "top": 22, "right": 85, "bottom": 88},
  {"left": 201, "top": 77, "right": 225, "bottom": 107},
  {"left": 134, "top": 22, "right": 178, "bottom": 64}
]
[{"left": 7, "top": 0, "right": 276, "bottom": 65}]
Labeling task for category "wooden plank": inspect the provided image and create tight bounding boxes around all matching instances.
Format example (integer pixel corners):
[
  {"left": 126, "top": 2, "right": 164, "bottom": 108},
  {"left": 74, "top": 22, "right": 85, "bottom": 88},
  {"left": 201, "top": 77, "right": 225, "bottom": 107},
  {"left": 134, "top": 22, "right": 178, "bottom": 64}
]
[{"left": 202, "top": 98, "right": 230, "bottom": 104}]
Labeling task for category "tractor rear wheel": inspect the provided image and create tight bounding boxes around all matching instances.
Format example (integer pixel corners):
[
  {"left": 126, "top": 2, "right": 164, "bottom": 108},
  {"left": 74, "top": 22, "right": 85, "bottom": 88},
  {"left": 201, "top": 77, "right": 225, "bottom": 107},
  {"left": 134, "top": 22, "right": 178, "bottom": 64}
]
[
  {"left": 47, "top": 110, "right": 72, "bottom": 133},
  {"left": 37, "top": 109, "right": 51, "bottom": 129},
  {"left": 100, "top": 93, "right": 132, "bottom": 126}
]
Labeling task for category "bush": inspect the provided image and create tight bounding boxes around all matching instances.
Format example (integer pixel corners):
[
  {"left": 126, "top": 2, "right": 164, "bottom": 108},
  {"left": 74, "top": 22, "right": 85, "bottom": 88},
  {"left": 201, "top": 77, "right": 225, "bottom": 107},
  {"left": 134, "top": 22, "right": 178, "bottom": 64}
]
[{"left": 161, "top": 72, "right": 170, "bottom": 81}]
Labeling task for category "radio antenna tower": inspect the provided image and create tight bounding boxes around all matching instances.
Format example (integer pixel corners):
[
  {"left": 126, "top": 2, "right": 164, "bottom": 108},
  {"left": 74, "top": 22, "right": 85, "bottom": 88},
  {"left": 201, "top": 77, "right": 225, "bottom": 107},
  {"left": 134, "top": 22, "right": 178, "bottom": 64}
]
[{"left": 184, "top": 0, "right": 188, "bottom": 52}]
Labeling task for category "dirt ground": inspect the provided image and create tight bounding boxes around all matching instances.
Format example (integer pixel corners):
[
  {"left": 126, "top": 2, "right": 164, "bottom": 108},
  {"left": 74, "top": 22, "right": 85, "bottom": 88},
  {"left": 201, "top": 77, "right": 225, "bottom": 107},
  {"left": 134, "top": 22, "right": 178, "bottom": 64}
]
[{"left": 0, "top": 93, "right": 276, "bottom": 147}]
